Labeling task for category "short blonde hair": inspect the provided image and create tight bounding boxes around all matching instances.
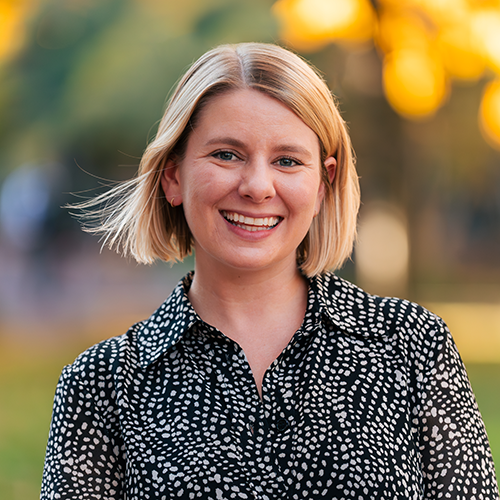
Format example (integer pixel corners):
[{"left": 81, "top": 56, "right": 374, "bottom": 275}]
[{"left": 76, "top": 43, "right": 360, "bottom": 277}]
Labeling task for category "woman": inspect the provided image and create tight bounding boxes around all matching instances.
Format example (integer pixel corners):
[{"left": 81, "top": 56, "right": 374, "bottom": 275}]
[{"left": 41, "top": 43, "right": 498, "bottom": 499}]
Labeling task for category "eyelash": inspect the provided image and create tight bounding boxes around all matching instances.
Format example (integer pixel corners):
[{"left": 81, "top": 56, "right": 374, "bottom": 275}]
[
  {"left": 212, "top": 150, "right": 239, "bottom": 161},
  {"left": 211, "top": 151, "right": 302, "bottom": 167},
  {"left": 276, "top": 156, "right": 301, "bottom": 167}
]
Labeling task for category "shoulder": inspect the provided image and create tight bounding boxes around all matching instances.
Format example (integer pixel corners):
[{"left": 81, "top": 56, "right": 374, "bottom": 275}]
[
  {"left": 64, "top": 273, "right": 196, "bottom": 380},
  {"left": 61, "top": 272, "right": 196, "bottom": 383},
  {"left": 313, "top": 272, "right": 449, "bottom": 348},
  {"left": 62, "top": 321, "right": 143, "bottom": 389}
]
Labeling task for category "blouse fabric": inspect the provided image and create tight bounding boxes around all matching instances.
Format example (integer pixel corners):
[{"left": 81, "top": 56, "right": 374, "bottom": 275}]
[{"left": 41, "top": 272, "right": 499, "bottom": 500}]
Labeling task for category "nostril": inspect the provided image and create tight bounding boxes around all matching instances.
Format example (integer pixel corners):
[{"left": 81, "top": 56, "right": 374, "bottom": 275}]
[{"left": 237, "top": 164, "right": 276, "bottom": 202}]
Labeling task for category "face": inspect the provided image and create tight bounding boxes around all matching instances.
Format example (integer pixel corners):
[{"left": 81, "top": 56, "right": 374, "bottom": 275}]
[{"left": 161, "top": 88, "right": 336, "bottom": 275}]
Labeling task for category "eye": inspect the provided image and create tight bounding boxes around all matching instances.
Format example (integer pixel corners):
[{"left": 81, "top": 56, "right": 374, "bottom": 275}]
[
  {"left": 212, "top": 151, "right": 238, "bottom": 161},
  {"left": 276, "top": 156, "right": 301, "bottom": 168}
]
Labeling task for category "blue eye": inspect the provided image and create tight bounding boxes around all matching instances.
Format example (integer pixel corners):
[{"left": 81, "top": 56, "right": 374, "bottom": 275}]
[
  {"left": 277, "top": 157, "right": 298, "bottom": 167},
  {"left": 213, "top": 151, "right": 236, "bottom": 161}
]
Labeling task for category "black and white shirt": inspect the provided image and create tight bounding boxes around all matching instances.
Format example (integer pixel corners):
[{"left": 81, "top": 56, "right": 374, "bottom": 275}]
[{"left": 41, "top": 272, "right": 499, "bottom": 499}]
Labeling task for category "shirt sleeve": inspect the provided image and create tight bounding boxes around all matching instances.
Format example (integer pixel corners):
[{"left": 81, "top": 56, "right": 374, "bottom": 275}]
[
  {"left": 417, "top": 317, "right": 499, "bottom": 499},
  {"left": 40, "top": 363, "right": 125, "bottom": 500}
]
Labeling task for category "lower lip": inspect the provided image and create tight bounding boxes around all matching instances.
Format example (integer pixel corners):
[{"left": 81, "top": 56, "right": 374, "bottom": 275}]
[{"left": 221, "top": 214, "right": 281, "bottom": 239}]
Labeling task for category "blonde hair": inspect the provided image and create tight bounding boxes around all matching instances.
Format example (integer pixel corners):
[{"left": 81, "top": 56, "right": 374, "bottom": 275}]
[{"left": 75, "top": 43, "right": 360, "bottom": 277}]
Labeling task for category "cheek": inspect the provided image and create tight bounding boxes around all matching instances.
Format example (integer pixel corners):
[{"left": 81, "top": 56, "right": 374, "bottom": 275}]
[
  {"left": 178, "top": 165, "right": 208, "bottom": 203},
  {"left": 281, "top": 175, "right": 323, "bottom": 210},
  {"left": 315, "top": 182, "right": 327, "bottom": 209},
  {"left": 179, "top": 168, "right": 236, "bottom": 226}
]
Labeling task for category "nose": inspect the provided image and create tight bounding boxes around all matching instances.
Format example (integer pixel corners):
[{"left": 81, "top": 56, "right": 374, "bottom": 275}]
[{"left": 238, "top": 158, "right": 276, "bottom": 203}]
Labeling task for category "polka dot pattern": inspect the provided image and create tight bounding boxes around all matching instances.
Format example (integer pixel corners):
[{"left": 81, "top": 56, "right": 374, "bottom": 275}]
[{"left": 41, "top": 272, "right": 499, "bottom": 499}]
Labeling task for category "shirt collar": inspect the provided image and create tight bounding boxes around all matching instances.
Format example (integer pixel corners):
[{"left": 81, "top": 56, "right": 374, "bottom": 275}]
[
  {"left": 312, "top": 272, "right": 398, "bottom": 338},
  {"left": 136, "top": 271, "right": 392, "bottom": 369},
  {"left": 136, "top": 272, "right": 200, "bottom": 369}
]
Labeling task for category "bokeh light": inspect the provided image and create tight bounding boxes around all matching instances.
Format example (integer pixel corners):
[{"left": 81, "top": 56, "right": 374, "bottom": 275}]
[
  {"left": 375, "top": 10, "right": 429, "bottom": 54},
  {"left": 272, "top": 0, "right": 375, "bottom": 51},
  {"left": 472, "top": 8, "right": 500, "bottom": 74},
  {"left": 437, "top": 24, "right": 485, "bottom": 81},
  {"left": 383, "top": 48, "right": 448, "bottom": 118},
  {"left": 356, "top": 203, "right": 409, "bottom": 295},
  {"left": 273, "top": 0, "right": 500, "bottom": 134},
  {"left": 0, "top": 0, "right": 33, "bottom": 60},
  {"left": 0, "top": 3, "right": 499, "bottom": 497},
  {"left": 479, "top": 79, "right": 500, "bottom": 149}
]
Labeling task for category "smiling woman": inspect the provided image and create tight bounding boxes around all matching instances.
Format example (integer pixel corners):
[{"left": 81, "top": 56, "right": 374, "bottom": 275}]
[
  {"left": 41, "top": 43, "right": 499, "bottom": 499},
  {"left": 72, "top": 43, "right": 359, "bottom": 278},
  {"left": 161, "top": 89, "right": 336, "bottom": 282}
]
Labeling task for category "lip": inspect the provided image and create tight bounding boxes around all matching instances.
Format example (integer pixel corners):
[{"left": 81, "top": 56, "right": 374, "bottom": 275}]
[{"left": 220, "top": 210, "right": 283, "bottom": 233}]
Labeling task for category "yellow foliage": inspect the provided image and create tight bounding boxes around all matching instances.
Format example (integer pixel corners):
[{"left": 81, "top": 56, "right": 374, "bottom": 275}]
[
  {"left": 376, "top": 10, "right": 432, "bottom": 54},
  {"left": 0, "top": 0, "right": 37, "bottom": 61},
  {"left": 472, "top": 9, "right": 500, "bottom": 73},
  {"left": 273, "top": 0, "right": 500, "bottom": 137},
  {"left": 437, "top": 24, "right": 485, "bottom": 80},
  {"left": 479, "top": 79, "right": 500, "bottom": 149},
  {"left": 413, "top": 0, "right": 470, "bottom": 25},
  {"left": 383, "top": 48, "right": 448, "bottom": 118},
  {"left": 272, "top": 0, "right": 376, "bottom": 51},
  {"left": 467, "top": 0, "right": 500, "bottom": 8}
]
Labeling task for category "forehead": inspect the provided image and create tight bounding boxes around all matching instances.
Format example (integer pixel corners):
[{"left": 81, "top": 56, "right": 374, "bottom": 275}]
[{"left": 189, "top": 88, "right": 321, "bottom": 153}]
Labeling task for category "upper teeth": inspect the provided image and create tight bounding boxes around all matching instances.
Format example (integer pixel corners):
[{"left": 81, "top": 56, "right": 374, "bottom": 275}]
[{"left": 222, "top": 211, "right": 280, "bottom": 228}]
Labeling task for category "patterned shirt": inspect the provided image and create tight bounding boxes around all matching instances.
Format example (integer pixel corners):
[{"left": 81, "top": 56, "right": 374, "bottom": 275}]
[{"left": 41, "top": 272, "right": 499, "bottom": 499}]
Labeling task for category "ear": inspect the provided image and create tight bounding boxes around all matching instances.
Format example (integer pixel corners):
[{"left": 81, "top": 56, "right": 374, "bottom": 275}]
[
  {"left": 315, "top": 156, "right": 337, "bottom": 215},
  {"left": 324, "top": 156, "right": 337, "bottom": 184},
  {"left": 160, "top": 157, "right": 182, "bottom": 207}
]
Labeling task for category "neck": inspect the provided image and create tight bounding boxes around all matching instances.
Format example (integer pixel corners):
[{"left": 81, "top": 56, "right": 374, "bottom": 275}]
[
  {"left": 188, "top": 254, "right": 309, "bottom": 398},
  {"left": 188, "top": 254, "right": 306, "bottom": 324}
]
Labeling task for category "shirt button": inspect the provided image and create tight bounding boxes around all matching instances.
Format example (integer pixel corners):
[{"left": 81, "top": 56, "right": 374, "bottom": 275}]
[{"left": 276, "top": 418, "right": 289, "bottom": 432}]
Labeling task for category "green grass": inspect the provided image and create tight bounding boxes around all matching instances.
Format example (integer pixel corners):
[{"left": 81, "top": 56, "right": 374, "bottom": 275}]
[
  {"left": 0, "top": 346, "right": 498, "bottom": 499},
  {"left": 0, "top": 351, "right": 62, "bottom": 500},
  {"left": 466, "top": 363, "right": 500, "bottom": 467}
]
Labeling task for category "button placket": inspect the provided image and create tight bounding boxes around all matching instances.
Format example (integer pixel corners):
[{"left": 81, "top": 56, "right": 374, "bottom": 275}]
[
  {"left": 219, "top": 341, "right": 267, "bottom": 441},
  {"left": 216, "top": 341, "right": 290, "bottom": 497},
  {"left": 276, "top": 418, "right": 289, "bottom": 432},
  {"left": 262, "top": 336, "right": 311, "bottom": 481}
]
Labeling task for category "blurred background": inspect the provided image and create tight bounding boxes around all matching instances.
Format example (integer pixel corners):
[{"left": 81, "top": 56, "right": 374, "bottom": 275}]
[{"left": 0, "top": 0, "right": 499, "bottom": 497}]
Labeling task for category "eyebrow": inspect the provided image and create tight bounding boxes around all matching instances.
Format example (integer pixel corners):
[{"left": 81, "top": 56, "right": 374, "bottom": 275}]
[
  {"left": 276, "top": 144, "right": 314, "bottom": 158},
  {"left": 204, "top": 137, "right": 314, "bottom": 158},
  {"left": 205, "top": 137, "right": 246, "bottom": 148}
]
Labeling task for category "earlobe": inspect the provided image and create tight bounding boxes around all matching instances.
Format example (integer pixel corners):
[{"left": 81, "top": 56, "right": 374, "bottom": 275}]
[{"left": 160, "top": 158, "right": 183, "bottom": 207}]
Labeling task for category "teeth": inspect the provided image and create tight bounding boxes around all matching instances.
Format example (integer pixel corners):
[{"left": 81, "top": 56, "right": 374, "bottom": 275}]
[{"left": 222, "top": 211, "right": 281, "bottom": 230}]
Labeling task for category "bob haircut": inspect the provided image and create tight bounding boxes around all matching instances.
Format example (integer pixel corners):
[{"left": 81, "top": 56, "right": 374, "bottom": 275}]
[{"left": 76, "top": 43, "right": 360, "bottom": 277}]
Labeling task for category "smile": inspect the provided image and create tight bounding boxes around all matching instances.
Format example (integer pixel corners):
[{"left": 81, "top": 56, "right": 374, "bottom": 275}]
[{"left": 221, "top": 211, "right": 282, "bottom": 232}]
